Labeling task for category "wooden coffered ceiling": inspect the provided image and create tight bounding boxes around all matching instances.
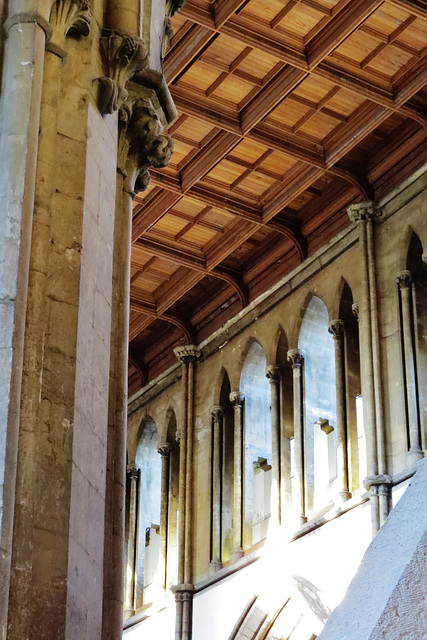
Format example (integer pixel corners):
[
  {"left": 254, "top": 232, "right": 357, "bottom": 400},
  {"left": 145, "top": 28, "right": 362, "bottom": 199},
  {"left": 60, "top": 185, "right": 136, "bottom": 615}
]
[{"left": 129, "top": 0, "right": 427, "bottom": 394}]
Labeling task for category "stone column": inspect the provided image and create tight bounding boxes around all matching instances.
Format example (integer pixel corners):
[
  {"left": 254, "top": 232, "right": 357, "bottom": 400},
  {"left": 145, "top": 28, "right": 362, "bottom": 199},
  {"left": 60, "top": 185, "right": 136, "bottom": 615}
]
[
  {"left": 287, "top": 349, "right": 307, "bottom": 526},
  {"left": 328, "top": 320, "right": 351, "bottom": 504},
  {"left": 210, "top": 406, "right": 223, "bottom": 572},
  {"left": 124, "top": 465, "right": 140, "bottom": 615},
  {"left": 396, "top": 271, "right": 423, "bottom": 464},
  {"left": 230, "top": 391, "right": 245, "bottom": 560},
  {"left": 173, "top": 345, "right": 201, "bottom": 640},
  {"left": 0, "top": 6, "right": 49, "bottom": 628},
  {"left": 348, "top": 202, "right": 388, "bottom": 532},
  {"left": 158, "top": 442, "right": 172, "bottom": 590},
  {"left": 266, "top": 365, "right": 281, "bottom": 526}
]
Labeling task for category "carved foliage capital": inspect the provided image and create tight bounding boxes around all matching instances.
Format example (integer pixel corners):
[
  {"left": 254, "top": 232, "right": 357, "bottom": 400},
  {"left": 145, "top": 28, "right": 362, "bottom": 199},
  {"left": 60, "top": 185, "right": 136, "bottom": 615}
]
[
  {"left": 352, "top": 303, "right": 359, "bottom": 321},
  {"left": 266, "top": 365, "right": 281, "bottom": 383},
  {"left": 49, "top": 0, "right": 91, "bottom": 45},
  {"left": 347, "top": 201, "right": 383, "bottom": 224},
  {"left": 396, "top": 270, "right": 413, "bottom": 290},
  {"left": 174, "top": 345, "right": 201, "bottom": 363},
  {"left": 328, "top": 319, "right": 345, "bottom": 340},
  {"left": 229, "top": 392, "right": 245, "bottom": 407},
  {"left": 97, "top": 32, "right": 148, "bottom": 115},
  {"left": 158, "top": 441, "right": 172, "bottom": 457},
  {"left": 287, "top": 348, "right": 303, "bottom": 368},
  {"left": 211, "top": 406, "right": 223, "bottom": 421},
  {"left": 126, "top": 464, "right": 140, "bottom": 479}
]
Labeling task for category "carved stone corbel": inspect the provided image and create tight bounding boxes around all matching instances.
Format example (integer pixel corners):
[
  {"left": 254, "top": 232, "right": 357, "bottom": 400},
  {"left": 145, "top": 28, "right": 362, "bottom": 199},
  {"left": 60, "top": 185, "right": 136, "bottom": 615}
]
[
  {"left": 97, "top": 32, "right": 148, "bottom": 115},
  {"left": 48, "top": 0, "right": 91, "bottom": 54},
  {"left": 117, "top": 87, "right": 174, "bottom": 197}
]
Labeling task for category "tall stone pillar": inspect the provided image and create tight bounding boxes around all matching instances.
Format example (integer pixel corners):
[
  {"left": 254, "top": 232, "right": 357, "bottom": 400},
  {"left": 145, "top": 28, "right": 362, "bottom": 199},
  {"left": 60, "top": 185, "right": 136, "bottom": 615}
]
[
  {"left": 0, "top": 2, "right": 50, "bottom": 629},
  {"left": 287, "top": 349, "right": 307, "bottom": 526},
  {"left": 266, "top": 365, "right": 281, "bottom": 526},
  {"left": 328, "top": 320, "right": 351, "bottom": 504},
  {"left": 158, "top": 442, "right": 172, "bottom": 590},
  {"left": 210, "top": 406, "right": 223, "bottom": 572},
  {"left": 173, "top": 345, "right": 201, "bottom": 640},
  {"left": 396, "top": 270, "right": 423, "bottom": 464},
  {"left": 124, "top": 465, "right": 140, "bottom": 615},
  {"left": 230, "top": 391, "right": 245, "bottom": 560},
  {"left": 348, "top": 202, "right": 389, "bottom": 533}
]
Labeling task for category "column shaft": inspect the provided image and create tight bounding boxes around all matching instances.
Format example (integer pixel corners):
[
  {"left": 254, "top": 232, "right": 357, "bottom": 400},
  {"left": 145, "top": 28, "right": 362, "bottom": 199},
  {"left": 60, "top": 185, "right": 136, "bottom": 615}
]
[
  {"left": 397, "top": 271, "right": 422, "bottom": 463},
  {"left": 287, "top": 350, "right": 306, "bottom": 526},
  {"left": 211, "top": 407, "right": 223, "bottom": 569},
  {"left": 266, "top": 366, "right": 281, "bottom": 526},
  {"left": 124, "top": 466, "right": 140, "bottom": 612},
  {"left": 230, "top": 392, "right": 244, "bottom": 559},
  {"left": 158, "top": 443, "right": 172, "bottom": 590},
  {"left": 329, "top": 321, "right": 351, "bottom": 503}
]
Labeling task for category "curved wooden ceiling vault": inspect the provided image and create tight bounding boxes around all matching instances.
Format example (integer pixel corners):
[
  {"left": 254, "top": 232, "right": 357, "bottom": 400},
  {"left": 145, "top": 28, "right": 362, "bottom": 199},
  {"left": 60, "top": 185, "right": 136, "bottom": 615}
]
[{"left": 128, "top": 0, "right": 427, "bottom": 393}]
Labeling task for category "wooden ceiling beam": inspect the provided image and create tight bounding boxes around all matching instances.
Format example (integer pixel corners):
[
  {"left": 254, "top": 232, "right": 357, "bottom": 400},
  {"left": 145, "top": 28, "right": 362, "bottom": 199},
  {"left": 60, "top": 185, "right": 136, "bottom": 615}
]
[
  {"left": 388, "top": 0, "right": 427, "bottom": 19},
  {"left": 181, "top": 130, "right": 241, "bottom": 191},
  {"left": 164, "top": 24, "right": 215, "bottom": 83},
  {"left": 240, "top": 66, "right": 308, "bottom": 133},
  {"left": 132, "top": 191, "right": 181, "bottom": 243},
  {"left": 214, "top": 0, "right": 249, "bottom": 28},
  {"left": 306, "top": 0, "right": 383, "bottom": 69}
]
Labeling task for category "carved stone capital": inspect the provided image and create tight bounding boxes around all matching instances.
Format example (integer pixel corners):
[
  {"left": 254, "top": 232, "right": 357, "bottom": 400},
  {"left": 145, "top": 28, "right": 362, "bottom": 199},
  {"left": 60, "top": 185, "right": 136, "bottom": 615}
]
[
  {"left": 117, "top": 87, "right": 174, "bottom": 196},
  {"left": 266, "top": 364, "right": 281, "bottom": 383},
  {"left": 97, "top": 31, "right": 148, "bottom": 115},
  {"left": 229, "top": 391, "right": 245, "bottom": 407},
  {"left": 211, "top": 406, "right": 223, "bottom": 421},
  {"left": 126, "top": 464, "right": 140, "bottom": 479},
  {"left": 158, "top": 441, "right": 172, "bottom": 457},
  {"left": 328, "top": 319, "right": 345, "bottom": 340},
  {"left": 49, "top": 0, "right": 91, "bottom": 47},
  {"left": 396, "top": 270, "right": 413, "bottom": 290},
  {"left": 347, "top": 201, "right": 383, "bottom": 224},
  {"left": 363, "top": 474, "right": 392, "bottom": 490},
  {"left": 422, "top": 250, "right": 427, "bottom": 266},
  {"left": 287, "top": 348, "right": 303, "bottom": 368},
  {"left": 352, "top": 303, "right": 359, "bottom": 321},
  {"left": 173, "top": 345, "right": 201, "bottom": 363}
]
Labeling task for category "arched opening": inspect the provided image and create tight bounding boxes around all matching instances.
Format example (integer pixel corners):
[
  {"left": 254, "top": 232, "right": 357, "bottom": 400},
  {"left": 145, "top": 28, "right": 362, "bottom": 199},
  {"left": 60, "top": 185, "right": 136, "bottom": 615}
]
[
  {"left": 241, "top": 341, "right": 272, "bottom": 546},
  {"left": 135, "top": 416, "right": 162, "bottom": 607},
  {"left": 219, "top": 371, "right": 234, "bottom": 562},
  {"left": 298, "top": 296, "right": 337, "bottom": 514}
]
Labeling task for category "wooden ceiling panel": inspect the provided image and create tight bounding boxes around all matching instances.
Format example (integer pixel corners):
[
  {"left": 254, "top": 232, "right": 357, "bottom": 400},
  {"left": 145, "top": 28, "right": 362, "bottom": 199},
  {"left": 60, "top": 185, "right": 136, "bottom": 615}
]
[
  {"left": 276, "top": 3, "right": 328, "bottom": 39},
  {"left": 236, "top": 171, "right": 278, "bottom": 198},
  {"left": 128, "top": 0, "right": 427, "bottom": 391}
]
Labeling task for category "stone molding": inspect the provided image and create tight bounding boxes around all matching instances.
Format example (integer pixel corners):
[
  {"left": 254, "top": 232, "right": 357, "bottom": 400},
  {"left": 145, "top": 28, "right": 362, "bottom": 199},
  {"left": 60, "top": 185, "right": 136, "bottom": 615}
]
[
  {"left": 347, "top": 201, "right": 383, "bottom": 224},
  {"left": 363, "top": 474, "right": 392, "bottom": 490},
  {"left": 287, "top": 348, "right": 303, "bottom": 368},
  {"left": 396, "top": 270, "right": 413, "bottom": 290},
  {"left": 117, "top": 87, "right": 174, "bottom": 196},
  {"left": 265, "top": 364, "right": 281, "bottom": 383},
  {"left": 158, "top": 442, "right": 173, "bottom": 457},
  {"left": 97, "top": 31, "right": 148, "bottom": 115},
  {"left": 229, "top": 391, "right": 245, "bottom": 406},
  {"left": 328, "top": 319, "right": 345, "bottom": 339},
  {"left": 49, "top": 0, "right": 91, "bottom": 45},
  {"left": 3, "top": 11, "right": 53, "bottom": 40},
  {"left": 173, "top": 344, "right": 201, "bottom": 363}
]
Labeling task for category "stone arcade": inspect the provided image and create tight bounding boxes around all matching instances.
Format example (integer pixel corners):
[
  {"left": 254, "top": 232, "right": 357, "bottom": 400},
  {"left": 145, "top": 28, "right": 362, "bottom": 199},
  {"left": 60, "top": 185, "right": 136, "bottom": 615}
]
[{"left": 1, "top": 0, "right": 427, "bottom": 639}]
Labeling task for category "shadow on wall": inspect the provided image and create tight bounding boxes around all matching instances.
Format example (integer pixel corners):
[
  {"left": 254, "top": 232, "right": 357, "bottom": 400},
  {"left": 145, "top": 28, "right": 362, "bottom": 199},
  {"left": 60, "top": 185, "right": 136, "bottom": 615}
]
[{"left": 228, "top": 574, "right": 330, "bottom": 640}]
